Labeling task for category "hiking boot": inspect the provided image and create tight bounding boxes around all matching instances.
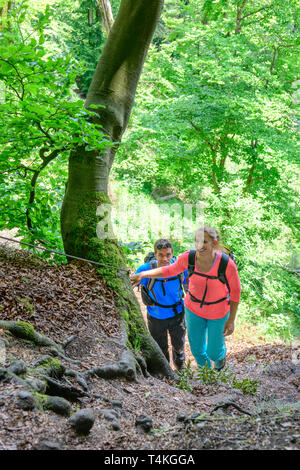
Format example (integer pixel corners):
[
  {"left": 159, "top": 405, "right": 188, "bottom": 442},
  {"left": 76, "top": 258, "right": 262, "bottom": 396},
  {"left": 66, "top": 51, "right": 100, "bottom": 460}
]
[{"left": 214, "top": 357, "right": 226, "bottom": 372}]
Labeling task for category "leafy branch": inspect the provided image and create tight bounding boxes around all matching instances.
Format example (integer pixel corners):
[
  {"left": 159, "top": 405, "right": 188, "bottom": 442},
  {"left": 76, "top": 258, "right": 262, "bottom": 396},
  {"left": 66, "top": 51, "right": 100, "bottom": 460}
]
[
  {"left": 0, "top": 1, "right": 111, "bottom": 243},
  {"left": 25, "top": 148, "right": 61, "bottom": 234}
]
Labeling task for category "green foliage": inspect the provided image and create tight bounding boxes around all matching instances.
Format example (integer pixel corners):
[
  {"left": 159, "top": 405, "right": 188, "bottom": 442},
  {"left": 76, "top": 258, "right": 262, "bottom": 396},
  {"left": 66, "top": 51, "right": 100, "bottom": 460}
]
[
  {"left": 118, "top": 241, "right": 153, "bottom": 268},
  {"left": 195, "top": 363, "right": 234, "bottom": 386},
  {"left": 45, "top": 0, "right": 122, "bottom": 95},
  {"left": 47, "top": 0, "right": 104, "bottom": 95},
  {"left": 0, "top": 0, "right": 298, "bottom": 343},
  {"left": 0, "top": 1, "right": 111, "bottom": 253},
  {"left": 176, "top": 373, "right": 193, "bottom": 392},
  {"left": 232, "top": 376, "right": 259, "bottom": 395},
  {"left": 112, "top": 0, "right": 299, "bottom": 341},
  {"left": 176, "top": 360, "right": 194, "bottom": 391},
  {"left": 115, "top": 0, "right": 299, "bottom": 203}
]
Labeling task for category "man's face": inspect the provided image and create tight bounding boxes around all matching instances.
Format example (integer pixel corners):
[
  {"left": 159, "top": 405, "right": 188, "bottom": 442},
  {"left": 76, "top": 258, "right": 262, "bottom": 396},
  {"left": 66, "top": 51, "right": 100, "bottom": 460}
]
[{"left": 155, "top": 247, "right": 173, "bottom": 267}]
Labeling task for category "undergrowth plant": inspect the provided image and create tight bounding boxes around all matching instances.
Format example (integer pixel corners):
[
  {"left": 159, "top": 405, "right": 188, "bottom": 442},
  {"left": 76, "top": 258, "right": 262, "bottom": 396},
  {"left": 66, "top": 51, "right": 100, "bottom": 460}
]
[
  {"left": 195, "top": 364, "right": 234, "bottom": 386},
  {"left": 232, "top": 377, "right": 259, "bottom": 395},
  {"left": 176, "top": 362, "right": 259, "bottom": 395}
]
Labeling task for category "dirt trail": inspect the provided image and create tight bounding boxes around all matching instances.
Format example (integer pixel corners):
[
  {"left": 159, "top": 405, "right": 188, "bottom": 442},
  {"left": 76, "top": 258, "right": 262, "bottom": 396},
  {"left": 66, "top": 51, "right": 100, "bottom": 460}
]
[{"left": 0, "top": 243, "right": 299, "bottom": 451}]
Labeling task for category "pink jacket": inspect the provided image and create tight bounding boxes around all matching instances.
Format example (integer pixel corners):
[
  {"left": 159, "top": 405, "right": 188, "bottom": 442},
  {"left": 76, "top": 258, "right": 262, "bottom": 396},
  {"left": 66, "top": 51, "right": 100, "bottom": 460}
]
[{"left": 161, "top": 251, "right": 241, "bottom": 319}]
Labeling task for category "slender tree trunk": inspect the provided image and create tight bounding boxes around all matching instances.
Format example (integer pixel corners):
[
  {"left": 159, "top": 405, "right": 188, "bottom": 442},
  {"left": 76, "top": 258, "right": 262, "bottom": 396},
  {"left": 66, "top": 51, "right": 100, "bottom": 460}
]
[
  {"left": 26, "top": 149, "right": 60, "bottom": 234},
  {"left": 211, "top": 150, "right": 221, "bottom": 194},
  {"left": 243, "top": 139, "right": 260, "bottom": 193},
  {"left": 0, "top": 1, "right": 12, "bottom": 31},
  {"left": 97, "top": 0, "right": 114, "bottom": 35},
  {"left": 265, "top": 46, "right": 278, "bottom": 88},
  {"left": 235, "top": 0, "right": 248, "bottom": 34}
]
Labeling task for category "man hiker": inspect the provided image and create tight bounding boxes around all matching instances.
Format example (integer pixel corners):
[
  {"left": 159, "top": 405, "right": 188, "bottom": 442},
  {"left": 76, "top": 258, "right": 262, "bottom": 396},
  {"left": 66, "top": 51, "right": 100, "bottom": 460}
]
[{"left": 134, "top": 239, "right": 188, "bottom": 371}]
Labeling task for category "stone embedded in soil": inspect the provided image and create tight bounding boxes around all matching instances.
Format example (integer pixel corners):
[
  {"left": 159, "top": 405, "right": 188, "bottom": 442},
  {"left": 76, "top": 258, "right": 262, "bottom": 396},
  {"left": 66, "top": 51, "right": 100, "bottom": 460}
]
[
  {"left": 176, "top": 412, "right": 188, "bottom": 422},
  {"left": 8, "top": 360, "right": 27, "bottom": 376},
  {"left": 16, "top": 391, "right": 37, "bottom": 411},
  {"left": 111, "top": 400, "right": 122, "bottom": 409},
  {"left": 100, "top": 408, "right": 121, "bottom": 420},
  {"left": 135, "top": 415, "right": 153, "bottom": 433},
  {"left": 46, "top": 396, "right": 72, "bottom": 417},
  {"left": 93, "top": 393, "right": 110, "bottom": 402},
  {"left": 34, "top": 439, "right": 63, "bottom": 450},
  {"left": 111, "top": 419, "right": 121, "bottom": 431},
  {"left": 68, "top": 408, "right": 95, "bottom": 435}
]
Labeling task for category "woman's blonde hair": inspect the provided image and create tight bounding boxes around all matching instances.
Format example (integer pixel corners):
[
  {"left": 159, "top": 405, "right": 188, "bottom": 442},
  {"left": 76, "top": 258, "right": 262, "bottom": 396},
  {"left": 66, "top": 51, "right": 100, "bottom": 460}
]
[{"left": 195, "top": 226, "right": 220, "bottom": 243}]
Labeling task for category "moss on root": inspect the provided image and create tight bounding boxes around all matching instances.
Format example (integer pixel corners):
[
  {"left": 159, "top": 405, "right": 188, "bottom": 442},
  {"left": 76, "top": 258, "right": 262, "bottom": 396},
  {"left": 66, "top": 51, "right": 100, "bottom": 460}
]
[
  {"left": 0, "top": 321, "right": 62, "bottom": 350},
  {"left": 15, "top": 321, "right": 36, "bottom": 342},
  {"left": 64, "top": 191, "right": 148, "bottom": 352},
  {"left": 35, "top": 358, "right": 65, "bottom": 378},
  {"left": 33, "top": 392, "right": 71, "bottom": 416}
]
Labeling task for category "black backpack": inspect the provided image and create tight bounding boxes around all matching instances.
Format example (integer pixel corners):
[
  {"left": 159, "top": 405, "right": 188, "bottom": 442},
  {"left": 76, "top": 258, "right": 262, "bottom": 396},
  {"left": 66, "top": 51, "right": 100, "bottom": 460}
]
[
  {"left": 187, "top": 248, "right": 235, "bottom": 309},
  {"left": 140, "top": 252, "right": 186, "bottom": 315}
]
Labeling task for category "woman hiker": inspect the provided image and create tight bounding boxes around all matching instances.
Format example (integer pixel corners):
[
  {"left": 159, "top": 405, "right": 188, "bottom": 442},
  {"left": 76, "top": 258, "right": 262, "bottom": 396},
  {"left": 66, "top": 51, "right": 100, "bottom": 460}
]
[{"left": 131, "top": 226, "right": 241, "bottom": 371}]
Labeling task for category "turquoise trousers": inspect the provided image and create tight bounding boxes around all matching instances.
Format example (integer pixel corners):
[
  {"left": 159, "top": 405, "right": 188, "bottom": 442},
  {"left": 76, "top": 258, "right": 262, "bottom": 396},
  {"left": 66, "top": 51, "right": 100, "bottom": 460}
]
[{"left": 185, "top": 306, "right": 229, "bottom": 369}]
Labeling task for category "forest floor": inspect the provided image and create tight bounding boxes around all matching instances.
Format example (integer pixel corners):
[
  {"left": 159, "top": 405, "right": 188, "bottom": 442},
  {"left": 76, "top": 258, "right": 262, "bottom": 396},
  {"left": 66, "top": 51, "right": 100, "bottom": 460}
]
[{"left": 0, "top": 242, "right": 299, "bottom": 453}]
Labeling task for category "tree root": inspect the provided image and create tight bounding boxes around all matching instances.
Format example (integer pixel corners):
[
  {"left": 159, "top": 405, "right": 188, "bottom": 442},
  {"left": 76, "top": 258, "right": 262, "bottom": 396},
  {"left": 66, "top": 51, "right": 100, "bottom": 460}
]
[
  {"left": 135, "top": 355, "right": 150, "bottom": 378},
  {"left": 30, "top": 355, "right": 66, "bottom": 379},
  {"left": 49, "top": 347, "right": 83, "bottom": 367},
  {"left": 85, "top": 349, "right": 138, "bottom": 383},
  {"left": 210, "top": 401, "right": 253, "bottom": 417},
  {"left": 1, "top": 316, "right": 177, "bottom": 400},
  {"left": 38, "top": 374, "right": 87, "bottom": 401},
  {"left": 0, "top": 320, "right": 63, "bottom": 352},
  {"left": 139, "top": 332, "right": 179, "bottom": 381},
  {"left": 65, "top": 369, "right": 89, "bottom": 391},
  {"left": 0, "top": 315, "right": 179, "bottom": 421}
]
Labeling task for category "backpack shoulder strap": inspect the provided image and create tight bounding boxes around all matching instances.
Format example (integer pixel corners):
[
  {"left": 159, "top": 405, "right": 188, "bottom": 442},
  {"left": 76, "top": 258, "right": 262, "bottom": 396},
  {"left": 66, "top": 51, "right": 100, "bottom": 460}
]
[
  {"left": 178, "top": 271, "right": 186, "bottom": 297},
  {"left": 188, "top": 249, "right": 196, "bottom": 277},
  {"left": 218, "top": 252, "right": 230, "bottom": 287},
  {"left": 147, "top": 258, "right": 158, "bottom": 294}
]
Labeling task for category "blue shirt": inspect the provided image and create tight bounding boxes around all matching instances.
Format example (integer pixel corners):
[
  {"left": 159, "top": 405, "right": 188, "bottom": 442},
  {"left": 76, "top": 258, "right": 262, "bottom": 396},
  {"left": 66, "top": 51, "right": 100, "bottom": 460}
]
[{"left": 136, "top": 260, "right": 188, "bottom": 319}]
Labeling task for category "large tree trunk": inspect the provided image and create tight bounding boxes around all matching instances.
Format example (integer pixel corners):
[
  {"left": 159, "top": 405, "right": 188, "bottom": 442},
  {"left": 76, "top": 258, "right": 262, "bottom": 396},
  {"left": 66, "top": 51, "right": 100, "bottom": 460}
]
[
  {"left": 60, "top": 1, "right": 177, "bottom": 380},
  {"left": 61, "top": 0, "right": 164, "bottom": 250}
]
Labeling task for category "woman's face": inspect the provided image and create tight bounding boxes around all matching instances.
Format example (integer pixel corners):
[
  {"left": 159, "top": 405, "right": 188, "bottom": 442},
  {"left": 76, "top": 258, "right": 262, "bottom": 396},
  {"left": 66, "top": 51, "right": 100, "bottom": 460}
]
[{"left": 195, "top": 231, "right": 217, "bottom": 257}]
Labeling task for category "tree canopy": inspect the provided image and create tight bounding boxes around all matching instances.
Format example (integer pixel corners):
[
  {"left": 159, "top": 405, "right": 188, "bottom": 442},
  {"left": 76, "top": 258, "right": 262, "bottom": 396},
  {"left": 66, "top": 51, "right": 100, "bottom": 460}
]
[{"left": 0, "top": 0, "right": 299, "bottom": 341}]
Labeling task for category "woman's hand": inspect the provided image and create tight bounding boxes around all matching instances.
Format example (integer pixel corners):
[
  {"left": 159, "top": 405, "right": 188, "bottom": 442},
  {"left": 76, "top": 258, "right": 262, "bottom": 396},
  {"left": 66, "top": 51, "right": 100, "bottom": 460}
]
[
  {"left": 130, "top": 273, "right": 143, "bottom": 287},
  {"left": 130, "top": 266, "right": 164, "bottom": 287},
  {"left": 223, "top": 320, "right": 235, "bottom": 336}
]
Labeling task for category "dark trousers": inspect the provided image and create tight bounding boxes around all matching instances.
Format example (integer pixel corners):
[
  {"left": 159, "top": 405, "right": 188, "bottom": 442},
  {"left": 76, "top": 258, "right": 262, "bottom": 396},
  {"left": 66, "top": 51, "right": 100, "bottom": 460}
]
[{"left": 147, "top": 312, "right": 186, "bottom": 368}]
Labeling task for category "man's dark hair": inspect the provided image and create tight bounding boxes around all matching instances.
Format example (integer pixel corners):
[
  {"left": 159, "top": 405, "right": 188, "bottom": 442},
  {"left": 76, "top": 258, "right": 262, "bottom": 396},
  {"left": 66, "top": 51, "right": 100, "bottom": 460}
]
[{"left": 154, "top": 239, "right": 173, "bottom": 252}]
